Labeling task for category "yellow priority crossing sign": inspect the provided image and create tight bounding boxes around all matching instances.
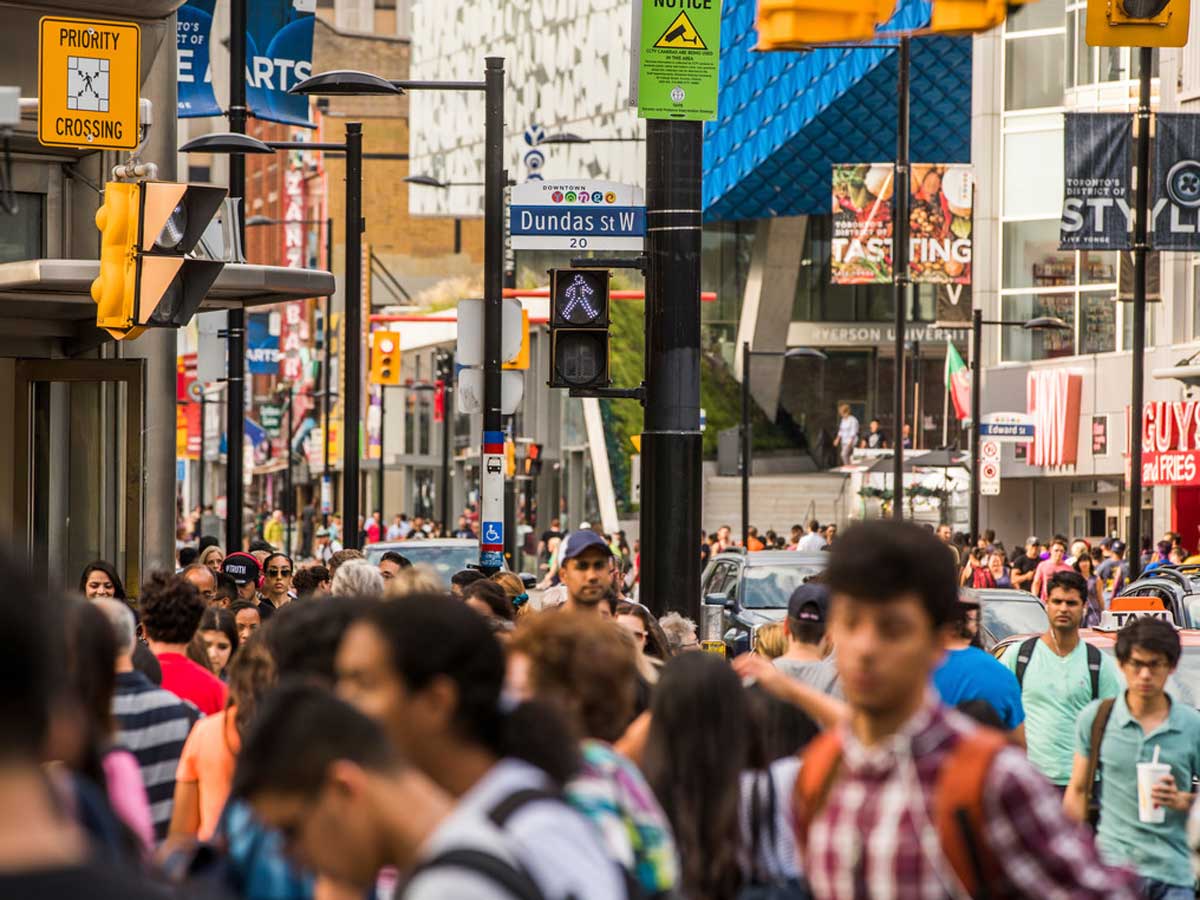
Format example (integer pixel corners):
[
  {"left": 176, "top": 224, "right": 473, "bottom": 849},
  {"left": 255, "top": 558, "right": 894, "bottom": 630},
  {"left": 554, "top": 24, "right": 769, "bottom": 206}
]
[{"left": 38, "top": 16, "right": 140, "bottom": 151}]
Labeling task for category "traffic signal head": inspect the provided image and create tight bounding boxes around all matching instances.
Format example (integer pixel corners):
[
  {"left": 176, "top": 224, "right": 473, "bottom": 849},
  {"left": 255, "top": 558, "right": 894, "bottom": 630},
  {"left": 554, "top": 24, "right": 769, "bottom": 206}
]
[
  {"left": 756, "top": 0, "right": 896, "bottom": 48},
  {"left": 930, "top": 0, "right": 1007, "bottom": 34},
  {"left": 1087, "top": 0, "right": 1188, "bottom": 45},
  {"left": 370, "top": 330, "right": 401, "bottom": 385},
  {"left": 90, "top": 180, "right": 227, "bottom": 340},
  {"left": 548, "top": 268, "right": 611, "bottom": 390}
]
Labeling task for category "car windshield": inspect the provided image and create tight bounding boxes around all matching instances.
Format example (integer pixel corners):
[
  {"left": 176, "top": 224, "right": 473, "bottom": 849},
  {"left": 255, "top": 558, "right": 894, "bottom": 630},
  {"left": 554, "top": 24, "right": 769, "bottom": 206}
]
[
  {"left": 741, "top": 565, "right": 824, "bottom": 609},
  {"left": 1095, "top": 644, "right": 1200, "bottom": 709},
  {"left": 362, "top": 544, "right": 479, "bottom": 584},
  {"left": 981, "top": 598, "right": 1049, "bottom": 643}
]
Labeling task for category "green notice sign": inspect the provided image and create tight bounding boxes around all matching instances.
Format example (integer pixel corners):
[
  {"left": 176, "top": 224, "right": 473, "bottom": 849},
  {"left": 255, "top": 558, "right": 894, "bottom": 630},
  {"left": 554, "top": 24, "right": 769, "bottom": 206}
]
[{"left": 637, "top": 0, "right": 723, "bottom": 121}]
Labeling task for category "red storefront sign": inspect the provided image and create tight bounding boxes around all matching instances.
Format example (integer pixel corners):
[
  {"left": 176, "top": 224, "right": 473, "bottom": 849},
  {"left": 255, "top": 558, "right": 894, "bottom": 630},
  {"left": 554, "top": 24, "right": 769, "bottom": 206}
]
[
  {"left": 1026, "top": 369, "right": 1082, "bottom": 467},
  {"left": 1141, "top": 400, "right": 1200, "bottom": 486}
]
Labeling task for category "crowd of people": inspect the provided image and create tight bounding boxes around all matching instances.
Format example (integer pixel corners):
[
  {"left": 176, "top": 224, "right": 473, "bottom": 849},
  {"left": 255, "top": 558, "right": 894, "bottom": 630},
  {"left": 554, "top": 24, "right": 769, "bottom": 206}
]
[{"left": 11, "top": 515, "right": 1200, "bottom": 899}]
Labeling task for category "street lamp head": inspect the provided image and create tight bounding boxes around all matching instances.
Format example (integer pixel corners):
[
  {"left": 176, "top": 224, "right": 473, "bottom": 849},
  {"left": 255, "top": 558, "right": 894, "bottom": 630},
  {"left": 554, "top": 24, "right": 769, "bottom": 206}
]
[
  {"left": 179, "top": 132, "right": 275, "bottom": 155},
  {"left": 404, "top": 174, "right": 448, "bottom": 189},
  {"left": 290, "top": 70, "right": 404, "bottom": 96},
  {"left": 1022, "top": 316, "right": 1071, "bottom": 331},
  {"left": 540, "top": 132, "right": 587, "bottom": 145},
  {"left": 245, "top": 214, "right": 279, "bottom": 227},
  {"left": 784, "top": 346, "right": 828, "bottom": 360}
]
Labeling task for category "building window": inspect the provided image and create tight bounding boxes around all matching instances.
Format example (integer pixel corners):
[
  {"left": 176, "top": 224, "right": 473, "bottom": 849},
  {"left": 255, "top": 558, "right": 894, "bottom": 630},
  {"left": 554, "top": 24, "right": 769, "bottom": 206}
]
[
  {"left": 1079, "top": 291, "right": 1117, "bottom": 354},
  {"left": 0, "top": 192, "right": 43, "bottom": 263},
  {"left": 1002, "top": 220, "right": 1074, "bottom": 290},
  {"left": 1005, "top": 34, "right": 1067, "bottom": 111}
]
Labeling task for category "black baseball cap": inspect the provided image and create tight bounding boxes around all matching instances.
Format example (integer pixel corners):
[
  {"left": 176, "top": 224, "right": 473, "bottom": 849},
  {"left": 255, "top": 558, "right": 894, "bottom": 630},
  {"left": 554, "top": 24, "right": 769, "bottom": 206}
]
[
  {"left": 787, "top": 583, "right": 829, "bottom": 623},
  {"left": 560, "top": 530, "right": 613, "bottom": 562},
  {"left": 221, "top": 552, "right": 260, "bottom": 586}
]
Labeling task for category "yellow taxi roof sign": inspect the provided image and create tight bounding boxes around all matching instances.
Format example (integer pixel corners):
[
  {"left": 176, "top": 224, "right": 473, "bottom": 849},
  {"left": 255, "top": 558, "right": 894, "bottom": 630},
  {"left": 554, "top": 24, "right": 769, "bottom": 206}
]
[{"left": 39, "top": 16, "right": 140, "bottom": 151}]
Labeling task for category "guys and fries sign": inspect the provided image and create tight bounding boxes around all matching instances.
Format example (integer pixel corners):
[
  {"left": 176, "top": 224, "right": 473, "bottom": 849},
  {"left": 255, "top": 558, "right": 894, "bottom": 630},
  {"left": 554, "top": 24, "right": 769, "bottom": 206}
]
[{"left": 830, "top": 163, "right": 975, "bottom": 286}]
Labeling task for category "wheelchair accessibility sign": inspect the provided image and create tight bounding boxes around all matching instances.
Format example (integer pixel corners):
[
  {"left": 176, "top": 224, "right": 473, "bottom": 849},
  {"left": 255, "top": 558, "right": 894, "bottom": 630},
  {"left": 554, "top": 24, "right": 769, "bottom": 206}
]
[{"left": 482, "top": 521, "right": 503, "bottom": 548}]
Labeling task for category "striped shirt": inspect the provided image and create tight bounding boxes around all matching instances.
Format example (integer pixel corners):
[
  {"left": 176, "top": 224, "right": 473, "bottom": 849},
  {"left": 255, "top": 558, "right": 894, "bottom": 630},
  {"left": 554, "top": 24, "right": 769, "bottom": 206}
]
[
  {"left": 802, "top": 699, "right": 1140, "bottom": 900},
  {"left": 112, "top": 670, "right": 201, "bottom": 841}
]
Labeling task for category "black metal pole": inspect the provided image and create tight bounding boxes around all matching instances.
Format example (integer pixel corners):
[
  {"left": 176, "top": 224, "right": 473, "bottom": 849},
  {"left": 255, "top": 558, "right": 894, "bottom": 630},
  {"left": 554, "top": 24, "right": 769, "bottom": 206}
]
[
  {"left": 479, "top": 58, "right": 505, "bottom": 575},
  {"left": 322, "top": 216, "right": 333, "bottom": 527},
  {"left": 741, "top": 341, "right": 751, "bottom": 548},
  {"left": 1129, "top": 46, "right": 1152, "bottom": 579},
  {"left": 377, "top": 387, "right": 385, "bottom": 524},
  {"left": 199, "top": 392, "right": 207, "bottom": 514},
  {"left": 342, "top": 122, "right": 364, "bottom": 549},
  {"left": 892, "top": 36, "right": 910, "bottom": 521},
  {"left": 225, "top": 0, "right": 247, "bottom": 552},
  {"left": 285, "top": 387, "right": 294, "bottom": 554},
  {"left": 969, "top": 308, "right": 982, "bottom": 543},
  {"left": 640, "top": 118, "right": 703, "bottom": 619}
]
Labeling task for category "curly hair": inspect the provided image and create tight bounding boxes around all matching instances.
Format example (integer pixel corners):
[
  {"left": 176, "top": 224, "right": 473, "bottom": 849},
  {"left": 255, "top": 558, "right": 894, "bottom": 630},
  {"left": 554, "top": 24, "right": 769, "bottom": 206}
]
[
  {"left": 138, "top": 570, "right": 205, "bottom": 644},
  {"left": 510, "top": 612, "right": 638, "bottom": 743},
  {"left": 291, "top": 564, "right": 328, "bottom": 599},
  {"left": 328, "top": 548, "right": 364, "bottom": 577}
]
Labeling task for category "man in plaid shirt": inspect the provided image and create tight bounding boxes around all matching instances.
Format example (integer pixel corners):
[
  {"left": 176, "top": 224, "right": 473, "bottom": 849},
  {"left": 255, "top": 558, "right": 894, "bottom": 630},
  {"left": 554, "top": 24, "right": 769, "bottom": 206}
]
[{"left": 796, "top": 520, "right": 1139, "bottom": 899}]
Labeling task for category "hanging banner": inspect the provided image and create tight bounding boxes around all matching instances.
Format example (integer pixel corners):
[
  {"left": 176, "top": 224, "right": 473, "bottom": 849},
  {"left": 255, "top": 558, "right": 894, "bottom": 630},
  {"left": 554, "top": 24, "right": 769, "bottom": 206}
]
[
  {"left": 831, "top": 164, "right": 974, "bottom": 286},
  {"left": 247, "top": 313, "right": 282, "bottom": 375},
  {"left": 1152, "top": 113, "right": 1200, "bottom": 250},
  {"left": 1059, "top": 112, "right": 1131, "bottom": 250},
  {"left": 177, "top": 0, "right": 315, "bottom": 127}
]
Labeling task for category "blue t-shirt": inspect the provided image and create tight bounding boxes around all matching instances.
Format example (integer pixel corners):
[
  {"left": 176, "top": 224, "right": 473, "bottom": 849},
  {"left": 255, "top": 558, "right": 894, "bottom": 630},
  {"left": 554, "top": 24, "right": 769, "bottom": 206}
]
[{"left": 932, "top": 646, "right": 1025, "bottom": 730}]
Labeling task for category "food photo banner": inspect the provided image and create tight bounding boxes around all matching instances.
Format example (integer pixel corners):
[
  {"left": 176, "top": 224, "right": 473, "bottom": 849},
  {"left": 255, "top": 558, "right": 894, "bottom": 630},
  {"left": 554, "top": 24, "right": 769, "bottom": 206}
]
[
  {"left": 1060, "top": 113, "right": 1132, "bottom": 251},
  {"left": 830, "top": 164, "right": 974, "bottom": 286}
]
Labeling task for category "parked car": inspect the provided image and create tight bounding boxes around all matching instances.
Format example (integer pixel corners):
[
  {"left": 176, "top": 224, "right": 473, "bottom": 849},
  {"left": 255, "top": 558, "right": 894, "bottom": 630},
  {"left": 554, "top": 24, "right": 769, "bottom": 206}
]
[
  {"left": 961, "top": 587, "right": 1047, "bottom": 652},
  {"left": 699, "top": 551, "right": 827, "bottom": 656},
  {"left": 990, "top": 601, "right": 1200, "bottom": 708},
  {"left": 1116, "top": 565, "right": 1200, "bottom": 628},
  {"left": 362, "top": 538, "right": 534, "bottom": 588}
]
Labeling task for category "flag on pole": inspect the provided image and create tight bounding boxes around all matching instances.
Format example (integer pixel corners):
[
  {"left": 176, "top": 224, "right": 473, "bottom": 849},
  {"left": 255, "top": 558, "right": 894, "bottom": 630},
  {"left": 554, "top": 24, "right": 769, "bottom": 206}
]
[{"left": 945, "top": 343, "right": 971, "bottom": 421}]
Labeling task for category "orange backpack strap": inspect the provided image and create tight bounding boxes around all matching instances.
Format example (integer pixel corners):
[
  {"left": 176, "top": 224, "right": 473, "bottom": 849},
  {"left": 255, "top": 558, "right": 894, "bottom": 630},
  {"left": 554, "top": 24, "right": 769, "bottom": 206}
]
[
  {"left": 932, "top": 728, "right": 1008, "bottom": 898},
  {"left": 792, "top": 728, "right": 845, "bottom": 849}
]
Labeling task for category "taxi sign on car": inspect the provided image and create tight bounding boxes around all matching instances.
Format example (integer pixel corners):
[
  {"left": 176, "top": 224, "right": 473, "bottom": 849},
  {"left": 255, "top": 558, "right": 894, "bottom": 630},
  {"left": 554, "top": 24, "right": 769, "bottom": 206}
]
[{"left": 1095, "top": 597, "right": 1176, "bottom": 632}]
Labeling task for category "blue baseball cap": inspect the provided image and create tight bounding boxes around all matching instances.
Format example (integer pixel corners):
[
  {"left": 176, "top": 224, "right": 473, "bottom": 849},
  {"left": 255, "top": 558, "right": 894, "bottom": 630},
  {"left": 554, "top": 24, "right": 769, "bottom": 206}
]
[{"left": 560, "top": 530, "right": 613, "bottom": 562}]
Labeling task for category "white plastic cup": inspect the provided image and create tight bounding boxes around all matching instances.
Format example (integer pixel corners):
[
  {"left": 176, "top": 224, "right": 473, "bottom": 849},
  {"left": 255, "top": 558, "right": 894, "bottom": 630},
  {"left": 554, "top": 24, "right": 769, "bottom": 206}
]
[{"left": 1137, "top": 762, "right": 1172, "bottom": 824}]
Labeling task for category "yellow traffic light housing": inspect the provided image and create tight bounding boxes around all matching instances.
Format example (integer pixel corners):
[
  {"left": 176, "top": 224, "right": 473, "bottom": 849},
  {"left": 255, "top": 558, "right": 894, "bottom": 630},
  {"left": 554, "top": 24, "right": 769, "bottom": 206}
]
[
  {"left": 756, "top": 0, "right": 896, "bottom": 48},
  {"left": 1087, "top": 0, "right": 1189, "bottom": 46},
  {"left": 370, "top": 330, "right": 401, "bottom": 385},
  {"left": 90, "top": 180, "right": 227, "bottom": 340},
  {"left": 930, "top": 0, "right": 1007, "bottom": 34}
]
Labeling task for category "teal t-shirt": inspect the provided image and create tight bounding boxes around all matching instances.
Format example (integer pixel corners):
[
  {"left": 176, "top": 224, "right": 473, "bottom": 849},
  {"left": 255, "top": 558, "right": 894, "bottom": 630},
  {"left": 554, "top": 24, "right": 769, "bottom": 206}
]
[
  {"left": 1000, "top": 637, "right": 1121, "bottom": 784},
  {"left": 1076, "top": 692, "right": 1200, "bottom": 887}
]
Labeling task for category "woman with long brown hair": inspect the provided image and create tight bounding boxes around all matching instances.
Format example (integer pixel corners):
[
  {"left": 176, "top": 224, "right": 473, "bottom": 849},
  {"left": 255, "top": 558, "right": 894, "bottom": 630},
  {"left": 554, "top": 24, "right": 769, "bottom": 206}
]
[{"left": 168, "top": 634, "right": 276, "bottom": 841}]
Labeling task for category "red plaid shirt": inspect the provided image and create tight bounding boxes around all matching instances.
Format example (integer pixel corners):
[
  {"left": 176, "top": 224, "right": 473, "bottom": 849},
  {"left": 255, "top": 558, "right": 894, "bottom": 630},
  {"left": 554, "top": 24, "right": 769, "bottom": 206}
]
[{"left": 801, "top": 699, "right": 1140, "bottom": 900}]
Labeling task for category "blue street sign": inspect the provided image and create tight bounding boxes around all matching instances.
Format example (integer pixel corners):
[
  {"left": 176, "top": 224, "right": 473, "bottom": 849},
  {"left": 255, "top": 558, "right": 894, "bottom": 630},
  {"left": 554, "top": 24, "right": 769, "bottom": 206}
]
[{"left": 978, "top": 422, "right": 1035, "bottom": 440}]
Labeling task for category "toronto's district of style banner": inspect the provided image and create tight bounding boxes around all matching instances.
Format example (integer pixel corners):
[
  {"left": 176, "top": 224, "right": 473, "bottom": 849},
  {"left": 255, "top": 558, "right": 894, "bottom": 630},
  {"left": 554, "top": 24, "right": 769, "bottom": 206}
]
[{"left": 830, "top": 163, "right": 975, "bottom": 286}]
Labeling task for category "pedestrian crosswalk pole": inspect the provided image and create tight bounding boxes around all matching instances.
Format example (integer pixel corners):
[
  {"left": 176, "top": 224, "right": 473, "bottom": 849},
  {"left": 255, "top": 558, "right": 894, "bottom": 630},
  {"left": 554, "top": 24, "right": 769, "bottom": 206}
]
[
  {"left": 225, "top": 0, "right": 247, "bottom": 552},
  {"left": 479, "top": 57, "right": 506, "bottom": 575},
  {"left": 641, "top": 118, "right": 703, "bottom": 619},
  {"left": 1128, "top": 46, "right": 1151, "bottom": 579},
  {"left": 892, "top": 36, "right": 911, "bottom": 521}
]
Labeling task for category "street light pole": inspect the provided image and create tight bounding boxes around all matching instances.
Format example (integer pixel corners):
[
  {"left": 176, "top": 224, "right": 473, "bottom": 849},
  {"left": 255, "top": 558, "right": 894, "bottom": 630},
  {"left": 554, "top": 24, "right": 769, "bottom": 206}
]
[
  {"left": 969, "top": 308, "right": 982, "bottom": 542},
  {"left": 377, "top": 386, "right": 386, "bottom": 521},
  {"left": 285, "top": 385, "right": 294, "bottom": 554},
  {"left": 892, "top": 36, "right": 911, "bottom": 521},
  {"left": 1129, "top": 46, "right": 1152, "bottom": 579},
  {"left": 341, "top": 123, "right": 364, "bottom": 549},
  {"left": 741, "top": 341, "right": 751, "bottom": 549},
  {"left": 225, "top": 0, "right": 247, "bottom": 552},
  {"left": 323, "top": 214, "right": 334, "bottom": 525}
]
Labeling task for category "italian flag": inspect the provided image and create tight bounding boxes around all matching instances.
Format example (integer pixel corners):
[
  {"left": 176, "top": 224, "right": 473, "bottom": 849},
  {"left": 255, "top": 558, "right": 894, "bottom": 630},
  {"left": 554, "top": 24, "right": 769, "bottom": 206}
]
[{"left": 945, "top": 342, "right": 971, "bottom": 421}]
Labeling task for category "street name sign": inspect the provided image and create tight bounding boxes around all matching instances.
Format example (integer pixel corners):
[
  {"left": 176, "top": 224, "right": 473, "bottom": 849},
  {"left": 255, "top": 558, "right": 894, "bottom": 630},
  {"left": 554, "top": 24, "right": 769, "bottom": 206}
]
[
  {"left": 979, "top": 412, "right": 1035, "bottom": 442},
  {"left": 637, "top": 0, "right": 722, "bottom": 120},
  {"left": 510, "top": 180, "right": 645, "bottom": 251},
  {"left": 39, "top": 16, "right": 140, "bottom": 150}
]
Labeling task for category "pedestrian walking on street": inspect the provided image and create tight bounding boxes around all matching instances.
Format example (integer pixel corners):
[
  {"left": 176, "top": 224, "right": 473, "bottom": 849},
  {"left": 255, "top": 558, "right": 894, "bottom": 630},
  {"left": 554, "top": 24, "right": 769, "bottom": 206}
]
[
  {"left": 1065, "top": 618, "right": 1200, "bottom": 899},
  {"left": 792, "top": 520, "right": 1139, "bottom": 899},
  {"left": 1031, "top": 538, "right": 1074, "bottom": 602},
  {"left": 79, "top": 560, "right": 125, "bottom": 599},
  {"left": 140, "top": 571, "right": 227, "bottom": 716},
  {"left": 833, "top": 404, "right": 858, "bottom": 467},
  {"left": 773, "top": 584, "right": 840, "bottom": 697},
  {"left": 558, "top": 530, "right": 616, "bottom": 616},
  {"left": 1000, "top": 569, "right": 1121, "bottom": 790}
]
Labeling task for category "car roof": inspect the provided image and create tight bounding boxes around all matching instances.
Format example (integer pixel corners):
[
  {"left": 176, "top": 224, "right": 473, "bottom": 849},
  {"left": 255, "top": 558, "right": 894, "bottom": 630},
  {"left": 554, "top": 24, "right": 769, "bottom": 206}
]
[
  {"left": 367, "top": 538, "right": 479, "bottom": 550},
  {"left": 962, "top": 588, "right": 1040, "bottom": 603},
  {"left": 994, "top": 628, "right": 1200, "bottom": 651},
  {"left": 714, "top": 550, "right": 828, "bottom": 566}
]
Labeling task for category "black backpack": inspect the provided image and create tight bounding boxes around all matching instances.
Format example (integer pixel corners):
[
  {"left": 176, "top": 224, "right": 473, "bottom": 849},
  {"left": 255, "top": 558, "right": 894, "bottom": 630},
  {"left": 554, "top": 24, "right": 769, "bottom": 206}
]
[
  {"left": 406, "top": 847, "right": 546, "bottom": 900},
  {"left": 1014, "top": 636, "right": 1101, "bottom": 699}
]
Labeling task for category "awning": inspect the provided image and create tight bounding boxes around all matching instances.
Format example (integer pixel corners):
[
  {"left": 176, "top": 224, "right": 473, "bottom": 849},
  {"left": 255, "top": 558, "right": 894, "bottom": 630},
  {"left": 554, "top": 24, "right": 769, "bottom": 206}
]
[{"left": 0, "top": 258, "right": 335, "bottom": 351}]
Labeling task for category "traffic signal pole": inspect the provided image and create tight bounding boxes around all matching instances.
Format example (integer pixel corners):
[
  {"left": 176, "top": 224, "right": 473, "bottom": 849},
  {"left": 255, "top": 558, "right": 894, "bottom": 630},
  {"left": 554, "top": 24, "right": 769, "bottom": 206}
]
[
  {"left": 480, "top": 57, "right": 506, "bottom": 574},
  {"left": 640, "top": 119, "right": 703, "bottom": 620},
  {"left": 343, "top": 123, "right": 364, "bottom": 549},
  {"left": 225, "top": 0, "right": 247, "bottom": 552},
  {"left": 1129, "top": 45, "right": 1151, "bottom": 579}
]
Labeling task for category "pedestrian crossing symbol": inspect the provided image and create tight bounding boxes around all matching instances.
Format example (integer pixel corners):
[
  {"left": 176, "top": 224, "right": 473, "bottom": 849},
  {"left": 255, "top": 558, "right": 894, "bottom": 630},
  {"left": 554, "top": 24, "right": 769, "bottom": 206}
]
[
  {"left": 653, "top": 11, "right": 707, "bottom": 50},
  {"left": 68, "top": 56, "right": 109, "bottom": 112}
]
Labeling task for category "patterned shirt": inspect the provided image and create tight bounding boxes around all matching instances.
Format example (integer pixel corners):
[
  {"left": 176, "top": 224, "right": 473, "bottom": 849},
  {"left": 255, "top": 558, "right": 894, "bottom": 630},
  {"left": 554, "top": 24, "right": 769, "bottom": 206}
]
[
  {"left": 565, "top": 739, "right": 679, "bottom": 895},
  {"left": 111, "top": 669, "right": 201, "bottom": 840},
  {"left": 802, "top": 699, "right": 1140, "bottom": 900}
]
